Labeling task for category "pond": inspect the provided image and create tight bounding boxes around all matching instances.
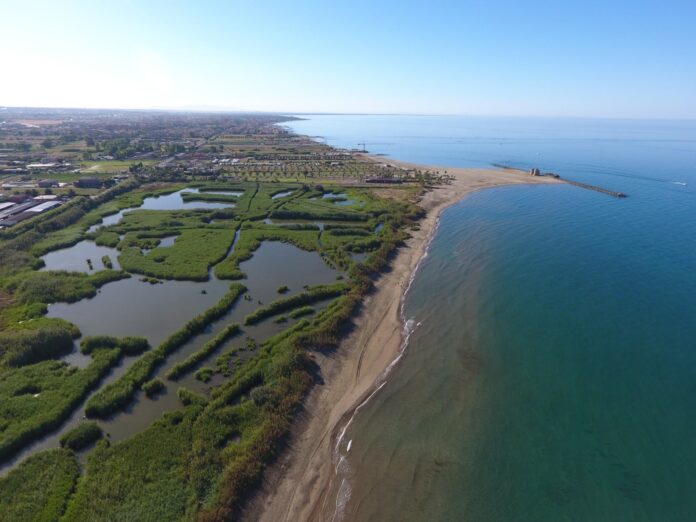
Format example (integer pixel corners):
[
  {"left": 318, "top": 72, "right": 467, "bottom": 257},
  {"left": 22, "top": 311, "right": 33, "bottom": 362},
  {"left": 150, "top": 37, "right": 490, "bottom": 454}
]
[
  {"left": 48, "top": 276, "right": 231, "bottom": 350},
  {"left": 87, "top": 189, "right": 235, "bottom": 233},
  {"left": 98, "top": 241, "right": 338, "bottom": 442},
  {"left": 200, "top": 190, "right": 244, "bottom": 197},
  {"left": 271, "top": 190, "right": 295, "bottom": 200},
  {"left": 41, "top": 240, "right": 120, "bottom": 273},
  {"left": 322, "top": 192, "right": 356, "bottom": 206},
  {"left": 350, "top": 252, "right": 369, "bottom": 263},
  {"left": 157, "top": 235, "right": 178, "bottom": 248},
  {"left": 1, "top": 242, "right": 340, "bottom": 474}
]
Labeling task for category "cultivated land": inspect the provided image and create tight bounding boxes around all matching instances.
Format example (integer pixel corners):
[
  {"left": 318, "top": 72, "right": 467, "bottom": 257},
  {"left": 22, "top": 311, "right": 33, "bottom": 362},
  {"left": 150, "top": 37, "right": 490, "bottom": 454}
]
[{"left": 0, "top": 108, "right": 558, "bottom": 521}]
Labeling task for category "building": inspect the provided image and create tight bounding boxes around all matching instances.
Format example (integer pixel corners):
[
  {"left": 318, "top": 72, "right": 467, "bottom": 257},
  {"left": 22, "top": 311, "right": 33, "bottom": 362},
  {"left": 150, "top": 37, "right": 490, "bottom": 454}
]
[
  {"left": 27, "top": 201, "right": 62, "bottom": 213},
  {"left": 26, "top": 163, "right": 57, "bottom": 171},
  {"left": 38, "top": 179, "right": 59, "bottom": 188},
  {"left": 75, "top": 177, "right": 102, "bottom": 189}
]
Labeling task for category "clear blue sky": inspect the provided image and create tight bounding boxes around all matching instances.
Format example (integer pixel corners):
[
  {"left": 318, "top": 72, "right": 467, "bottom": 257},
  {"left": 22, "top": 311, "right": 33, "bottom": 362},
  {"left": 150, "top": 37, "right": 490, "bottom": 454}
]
[{"left": 2, "top": 0, "right": 695, "bottom": 118}]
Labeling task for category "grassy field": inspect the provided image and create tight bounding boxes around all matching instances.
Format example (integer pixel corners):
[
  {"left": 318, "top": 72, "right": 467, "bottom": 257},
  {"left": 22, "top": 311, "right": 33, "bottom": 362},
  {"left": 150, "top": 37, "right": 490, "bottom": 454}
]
[
  {"left": 78, "top": 159, "right": 157, "bottom": 173},
  {"left": 0, "top": 448, "right": 79, "bottom": 522}
]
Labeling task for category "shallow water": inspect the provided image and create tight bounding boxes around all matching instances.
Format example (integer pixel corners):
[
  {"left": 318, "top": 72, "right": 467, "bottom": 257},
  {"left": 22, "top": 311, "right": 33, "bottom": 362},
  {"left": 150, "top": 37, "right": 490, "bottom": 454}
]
[
  {"left": 157, "top": 235, "right": 178, "bottom": 248},
  {"left": 2, "top": 241, "right": 338, "bottom": 474},
  {"left": 41, "top": 240, "right": 120, "bottom": 273},
  {"left": 47, "top": 276, "right": 231, "bottom": 348},
  {"left": 87, "top": 189, "right": 234, "bottom": 233},
  {"left": 201, "top": 190, "right": 244, "bottom": 197},
  {"left": 271, "top": 190, "right": 295, "bottom": 199},
  {"left": 286, "top": 115, "right": 696, "bottom": 521}
]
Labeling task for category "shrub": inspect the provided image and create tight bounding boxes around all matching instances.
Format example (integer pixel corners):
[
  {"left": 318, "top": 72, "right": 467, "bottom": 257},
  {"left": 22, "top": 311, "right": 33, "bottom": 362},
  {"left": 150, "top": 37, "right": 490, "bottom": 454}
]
[
  {"left": 0, "top": 449, "right": 79, "bottom": 521},
  {"left": 60, "top": 422, "right": 103, "bottom": 451},
  {"left": 244, "top": 283, "right": 345, "bottom": 325},
  {"left": 142, "top": 378, "right": 165, "bottom": 398},
  {"left": 118, "top": 336, "right": 150, "bottom": 356},
  {"left": 0, "top": 348, "right": 120, "bottom": 462},
  {"left": 0, "top": 327, "right": 73, "bottom": 367},
  {"left": 85, "top": 285, "right": 245, "bottom": 417},
  {"left": 80, "top": 335, "right": 149, "bottom": 356},
  {"left": 166, "top": 323, "right": 240, "bottom": 380},
  {"left": 94, "top": 231, "right": 120, "bottom": 247},
  {"left": 194, "top": 367, "right": 213, "bottom": 383},
  {"left": 289, "top": 306, "right": 315, "bottom": 319},
  {"left": 177, "top": 387, "right": 207, "bottom": 406}
]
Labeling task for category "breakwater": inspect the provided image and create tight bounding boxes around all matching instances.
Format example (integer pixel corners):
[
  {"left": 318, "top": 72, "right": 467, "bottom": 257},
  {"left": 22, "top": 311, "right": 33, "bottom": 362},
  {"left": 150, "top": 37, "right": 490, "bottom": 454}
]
[{"left": 492, "top": 164, "right": 627, "bottom": 198}]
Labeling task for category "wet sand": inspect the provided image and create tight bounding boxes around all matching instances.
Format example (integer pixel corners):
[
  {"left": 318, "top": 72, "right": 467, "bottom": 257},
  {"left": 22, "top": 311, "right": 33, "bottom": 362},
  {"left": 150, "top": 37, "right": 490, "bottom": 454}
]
[{"left": 246, "top": 160, "right": 561, "bottom": 522}]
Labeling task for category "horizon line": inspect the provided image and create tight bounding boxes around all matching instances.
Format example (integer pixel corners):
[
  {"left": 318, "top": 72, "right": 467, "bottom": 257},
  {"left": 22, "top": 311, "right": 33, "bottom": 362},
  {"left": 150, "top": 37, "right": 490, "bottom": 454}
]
[{"left": 2, "top": 105, "right": 695, "bottom": 123}]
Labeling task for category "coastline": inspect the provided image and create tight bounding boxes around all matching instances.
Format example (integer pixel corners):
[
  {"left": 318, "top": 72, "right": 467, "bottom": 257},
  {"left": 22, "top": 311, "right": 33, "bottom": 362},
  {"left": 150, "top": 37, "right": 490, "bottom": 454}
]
[{"left": 246, "top": 158, "right": 561, "bottom": 522}]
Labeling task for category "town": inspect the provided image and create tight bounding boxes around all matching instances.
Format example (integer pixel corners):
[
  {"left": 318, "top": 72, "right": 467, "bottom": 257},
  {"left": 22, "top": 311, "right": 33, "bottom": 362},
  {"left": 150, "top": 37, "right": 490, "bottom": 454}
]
[{"left": 0, "top": 107, "right": 451, "bottom": 230}]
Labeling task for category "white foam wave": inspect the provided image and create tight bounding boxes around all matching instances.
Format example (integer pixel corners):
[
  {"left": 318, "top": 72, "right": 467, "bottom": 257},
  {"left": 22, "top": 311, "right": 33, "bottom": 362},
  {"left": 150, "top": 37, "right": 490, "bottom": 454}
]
[{"left": 328, "top": 212, "right": 442, "bottom": 521}]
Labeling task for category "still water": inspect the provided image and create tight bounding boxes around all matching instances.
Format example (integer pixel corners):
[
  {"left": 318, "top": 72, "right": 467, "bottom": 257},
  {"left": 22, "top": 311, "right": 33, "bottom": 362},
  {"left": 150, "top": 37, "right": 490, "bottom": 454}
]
[
  {"left": 2, "top": 239, "right": 337, "bottom": 474},
  {"left": 286, "top": 115, "right": 696, "bottom": 521}
]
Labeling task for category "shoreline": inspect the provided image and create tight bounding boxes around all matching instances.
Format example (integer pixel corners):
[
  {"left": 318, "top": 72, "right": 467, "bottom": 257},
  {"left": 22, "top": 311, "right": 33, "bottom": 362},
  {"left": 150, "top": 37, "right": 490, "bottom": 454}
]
[{"left": 246, "top": 158, "right": 561, "bottom": 522}]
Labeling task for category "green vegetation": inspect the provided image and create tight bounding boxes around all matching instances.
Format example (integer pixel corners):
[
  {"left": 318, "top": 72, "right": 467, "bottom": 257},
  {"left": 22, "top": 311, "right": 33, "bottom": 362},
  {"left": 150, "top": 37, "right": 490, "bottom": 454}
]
[
  {"left": 194, "top": 367, "right": 214, "bottom": 383},
  {"left": 62, "top": 408, "right": 202, "bottom": 521},
  {"left": 59, "top": 421, "right": 103, "bottom": 451},
  {"left": 4, "top": 269, "right": 129, "bottom": 306},
  {"left": 0, "top": 348, "right": 120, "bottom": 462},
  {"left": 0, "top": 114, "right": 427, "bottom": 518},
  {"left": 119, "top": 227, "right": 236, "bottom": 281},
  {"left": 214, "top": 225, "right": 320, "bottom": 279},
  {"left": 94, "top": 231, "right": 120, "bottom": 247},
  {"left": 142, "top": 378, "right": 165, "bottom": 398},
  {"left": 244, "top": 283, "right": 345, "bottom": 325},
  {"left": 85, "top": 284, "right": 245, "bottom": 417},
  {"left": 0, "top": 327, "right": 73, "bottom": 367},
  {"left": 289, "top": 305, "right": 315, "bottom": 319},
  {"left": 141, "top": 378, "right": 166, "bottom": 398},
  {"left": 166, "top": 323, "right": 241, "bottom": 380},
  {"left": 0, "top": 449, "right": 79, "bottom": 522},
  {"left": 80, "top": 335, "right": 149, "bottom": 356},
  {"left": 177, "top": 387, "right": 207, "bottom": 407}
]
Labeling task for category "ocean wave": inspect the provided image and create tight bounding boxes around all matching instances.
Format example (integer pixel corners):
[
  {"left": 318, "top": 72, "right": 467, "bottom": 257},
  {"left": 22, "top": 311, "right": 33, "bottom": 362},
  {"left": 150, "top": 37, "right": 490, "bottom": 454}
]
[{"left": 328, "top": 213, "right": 441, "bottom": 521}]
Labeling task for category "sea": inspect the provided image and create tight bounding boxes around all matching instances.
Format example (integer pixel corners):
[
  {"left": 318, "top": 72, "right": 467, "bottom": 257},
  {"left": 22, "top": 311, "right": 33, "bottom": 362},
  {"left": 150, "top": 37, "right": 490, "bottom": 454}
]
[{"left": 284, "top": 115, "right": 696, "bottom": 521}]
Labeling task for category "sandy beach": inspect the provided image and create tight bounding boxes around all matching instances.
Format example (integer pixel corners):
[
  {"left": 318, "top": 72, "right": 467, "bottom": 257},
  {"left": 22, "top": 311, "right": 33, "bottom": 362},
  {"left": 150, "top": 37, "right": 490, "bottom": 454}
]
[{"left": 245, "top": 160, "right": 561, "bottom": 522}]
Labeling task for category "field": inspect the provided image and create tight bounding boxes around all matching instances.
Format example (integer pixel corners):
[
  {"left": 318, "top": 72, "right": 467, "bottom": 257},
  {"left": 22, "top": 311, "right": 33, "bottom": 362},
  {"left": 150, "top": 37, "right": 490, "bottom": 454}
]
[{"left": 0, "top": 114, "right": 427, "bottom": 520}]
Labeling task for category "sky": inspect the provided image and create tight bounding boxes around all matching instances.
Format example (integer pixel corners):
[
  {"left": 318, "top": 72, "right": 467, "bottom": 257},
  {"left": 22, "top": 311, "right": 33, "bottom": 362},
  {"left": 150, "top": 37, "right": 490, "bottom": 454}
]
[{"left": 2, "top": 0, "right": 695, "bottom": 118}]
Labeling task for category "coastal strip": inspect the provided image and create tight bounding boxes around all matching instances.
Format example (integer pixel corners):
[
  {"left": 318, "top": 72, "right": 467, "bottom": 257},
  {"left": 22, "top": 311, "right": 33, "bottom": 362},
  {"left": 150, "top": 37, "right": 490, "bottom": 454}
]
[{"left": 245, "top": 160, "right": 562, "bottom": 522}]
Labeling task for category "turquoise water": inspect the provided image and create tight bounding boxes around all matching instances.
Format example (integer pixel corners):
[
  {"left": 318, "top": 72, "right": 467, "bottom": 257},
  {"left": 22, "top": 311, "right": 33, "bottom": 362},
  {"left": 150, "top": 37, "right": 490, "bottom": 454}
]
[{"left": 286, "top": 116, "right": 696, "bottom": 520}]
